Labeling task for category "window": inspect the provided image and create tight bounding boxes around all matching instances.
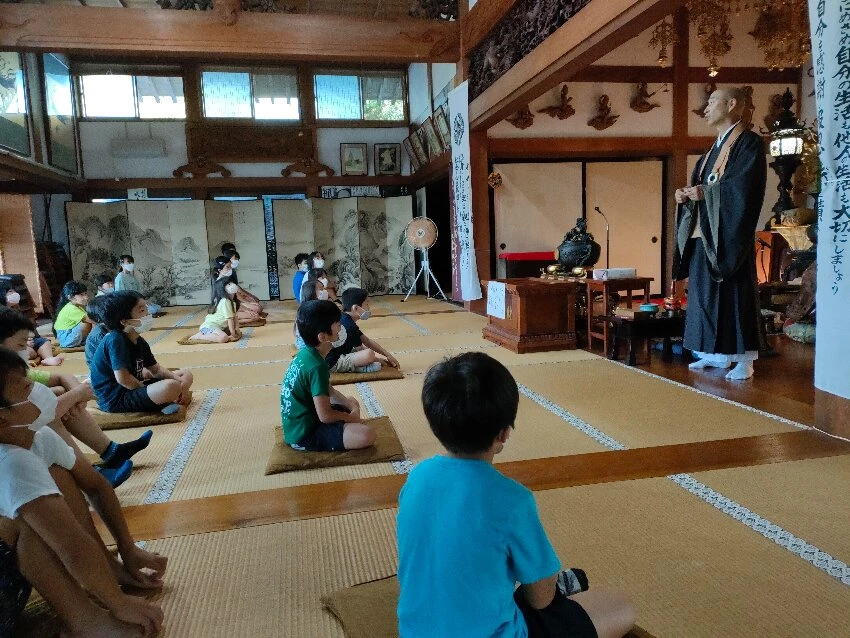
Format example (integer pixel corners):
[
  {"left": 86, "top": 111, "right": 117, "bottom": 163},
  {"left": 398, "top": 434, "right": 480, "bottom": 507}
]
[
  {"left": 79, "top": 74, "right": 185, "bottom": 119},
  {"left": 201, "top": 69, "right": 300, "bottom": 120},
  {"left": 314, "top": 71, "right": 405, "bottom": 121}
]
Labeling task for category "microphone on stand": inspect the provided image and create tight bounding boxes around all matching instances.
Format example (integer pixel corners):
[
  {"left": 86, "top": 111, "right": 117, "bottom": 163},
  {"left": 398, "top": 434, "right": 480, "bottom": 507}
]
[{"left": 594, "top": 206, "right": 610, "bottom": 270}]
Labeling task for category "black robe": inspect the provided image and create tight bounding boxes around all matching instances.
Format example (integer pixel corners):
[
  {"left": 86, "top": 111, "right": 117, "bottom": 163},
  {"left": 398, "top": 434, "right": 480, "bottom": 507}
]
[{"left": 674, "top": 129, "right": 767, "bottom": 355}]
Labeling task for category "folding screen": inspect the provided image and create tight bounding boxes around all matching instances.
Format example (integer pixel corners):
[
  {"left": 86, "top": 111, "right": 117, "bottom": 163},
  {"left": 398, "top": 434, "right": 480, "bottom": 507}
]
[
  {"left": 205, "top": 200, "right": 270, "bottom": 300},
  {"left": 385, "top": 197, "right": 415, "bottom": 294},
  {"left": 127, "top": 201, "right": 171, "bottom": 306},
  {"left": 167, "top": 201, "right": 211, "bottom": 305},
  {"left": 358, "top": 198, "right": 389, "bottom": 295},
  {"left": 66, "top": 201, "right": 130, "bottom": 286},
  {"left": 273, "top": 199, "right": 314, "bottom": 300}
]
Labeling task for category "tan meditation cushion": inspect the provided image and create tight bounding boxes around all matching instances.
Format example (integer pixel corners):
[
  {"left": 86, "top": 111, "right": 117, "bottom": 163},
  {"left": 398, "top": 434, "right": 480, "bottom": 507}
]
[
  {"left": 89, "top": 404, "right": 187, "bottom": 431},
  {"left": 55, "top": 345, "right": 85, "bottom": 354},
  {"left": 264, "top": 416, "right": 405, "bottom": 475},
  {"left": 322, "top": 576, "right": 657, "bottom": 638},
  {"left": 240, "top": 318, "right": 267, "bottom": 328},
  {"left": 177, "top": 336, "right": 236, "bottom": 346},
  {"left": 330, "top": 367, "right": 404, "bottom": 386}
]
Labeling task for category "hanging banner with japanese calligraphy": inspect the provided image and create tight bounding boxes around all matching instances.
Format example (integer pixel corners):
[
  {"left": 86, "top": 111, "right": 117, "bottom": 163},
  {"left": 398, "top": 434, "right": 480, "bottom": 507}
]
[
  {"left": 810, "top": 0, "right": 850, "bottom": 398},
  {"left": 448, "top": 81, "right": 483, "bottom": 301}
]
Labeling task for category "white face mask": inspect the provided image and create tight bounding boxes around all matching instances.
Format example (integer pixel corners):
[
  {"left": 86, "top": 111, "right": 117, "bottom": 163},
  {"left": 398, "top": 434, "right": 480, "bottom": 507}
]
[
  {"left": 359, "top": 309, "right": 372, "bottom": 321},
  {"left": 225, "top": 284, "right": 239, "bottom": 295},
  {"left": 6, "top": 291, "right": 20, "bottom": 305},
  {"left": 17, "top": 349, "right": 29, "bottom": 363},
  {"left": 331, "top": 325, "right": 347, "bottom": 348},
  {"left": 230, "top": 259, "right": 239, "bottom": 269},
  {"left": 317, "top": 289, "right": 329, "bottom": 301},
  {"left": 319, "top": 277, "right": 329, "bottom": 287},
  {"left": 125, "top": 315, "right": 154, "bottom": 334},
  {"left": 27, "top": 381, "right": 58, "bottom": 430},
  {"left": 314, "top": 259, "right": 325, "bottom": 269},
  {"left": 124, "top": 263, "right": 135, "bottom": 273},
  {"left": 101, "top": 284, "right": 114, "bottom": 293},
  {"left": 299, "top": 263, "right": 309, "bottom": 272}
]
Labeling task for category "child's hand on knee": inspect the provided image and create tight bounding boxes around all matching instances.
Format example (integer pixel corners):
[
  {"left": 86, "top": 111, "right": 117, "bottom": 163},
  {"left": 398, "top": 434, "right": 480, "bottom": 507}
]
[{"left": 385, "top": 354, "right": 400, "bottom": 368}]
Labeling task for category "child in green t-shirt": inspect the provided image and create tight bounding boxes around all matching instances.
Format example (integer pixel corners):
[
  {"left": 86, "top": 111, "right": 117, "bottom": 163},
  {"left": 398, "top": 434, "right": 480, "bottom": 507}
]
[
  {"left": 280, "top": 300, "right": 376, "bottom": 452},
  {"left": 53, "top": 281, "right": 93, "bottom": 348}
]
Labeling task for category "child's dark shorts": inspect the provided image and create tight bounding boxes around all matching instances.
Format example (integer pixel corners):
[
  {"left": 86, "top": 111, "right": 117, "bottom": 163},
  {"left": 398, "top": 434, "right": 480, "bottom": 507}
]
[
  {"left": 291, "top": 422, "right": 346, "bottom": 452},
  {"left": 109, "top": 381, "right": 159, "bottom": 413},
  {"left": 514, "top": 588, "right": 597, "bottom": 638},
  {"left": 0, "top": 541, "right": 31, "bottom": 635}
]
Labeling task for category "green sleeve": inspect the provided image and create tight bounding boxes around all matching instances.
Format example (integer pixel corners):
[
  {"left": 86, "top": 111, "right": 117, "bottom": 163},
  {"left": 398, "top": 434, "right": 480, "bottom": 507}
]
[
  {"left": 27, "top": 368, "right": 51, "bottom": 385},
  {"left": 309, "top": 361, "right": 330, "bottom": 398}
]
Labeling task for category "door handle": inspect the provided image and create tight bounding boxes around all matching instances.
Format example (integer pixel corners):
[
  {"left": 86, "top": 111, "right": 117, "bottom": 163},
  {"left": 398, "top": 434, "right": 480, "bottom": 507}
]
[{"left": 651, "top": 236, "right": 658, "bottom": 243}]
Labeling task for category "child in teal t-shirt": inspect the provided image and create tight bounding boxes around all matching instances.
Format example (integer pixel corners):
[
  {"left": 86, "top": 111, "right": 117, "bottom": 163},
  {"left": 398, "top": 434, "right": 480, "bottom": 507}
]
[
  {"left": 280, "top": 300, "right": 375, "bottom": 452},
  {"left": 397, "top": 353, "right": 636, "bottom": 638}
]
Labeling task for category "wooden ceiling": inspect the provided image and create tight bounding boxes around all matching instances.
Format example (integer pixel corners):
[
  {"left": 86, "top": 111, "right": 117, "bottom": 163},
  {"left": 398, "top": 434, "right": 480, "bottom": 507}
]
[{"left": 22, "top": 0, "right": 420, "bottom": 18}]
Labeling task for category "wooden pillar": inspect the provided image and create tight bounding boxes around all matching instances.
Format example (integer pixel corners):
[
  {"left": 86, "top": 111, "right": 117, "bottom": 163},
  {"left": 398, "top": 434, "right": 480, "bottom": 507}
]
[
  {"left": 665, "top": 6, "right": 690, "bottom": 294},
  {"left": 466, "top": 129, "right": 490, "bottom": 314},
  {"left": 0, "top": 195, "right": 43, "bottom": 313}
]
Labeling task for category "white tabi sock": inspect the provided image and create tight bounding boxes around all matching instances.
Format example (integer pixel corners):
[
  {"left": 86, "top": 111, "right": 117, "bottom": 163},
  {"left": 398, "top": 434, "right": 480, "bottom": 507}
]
[{"left": 725, "top": 361, "right": 754, "bottom": 380}]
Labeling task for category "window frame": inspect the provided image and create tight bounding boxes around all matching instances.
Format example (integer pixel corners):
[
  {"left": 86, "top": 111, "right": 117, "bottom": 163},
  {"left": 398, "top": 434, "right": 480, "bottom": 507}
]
[
  {"left": 75, "top": 69, "right": 187, "bottom": 122},
  {"left": 199, "top": 66, "right": 302, "bottom": 123},
  {"left": 313, "top": 68, "right": 408, "bottom": 127}
]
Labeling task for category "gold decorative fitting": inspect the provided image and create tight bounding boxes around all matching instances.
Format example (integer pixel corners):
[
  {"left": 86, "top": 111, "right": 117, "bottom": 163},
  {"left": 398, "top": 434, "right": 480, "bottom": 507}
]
[
  {"left": 487, "top": 172, "right": 503, "bottom": 189},
  {"left": 749, "top": 1, "right": 811, "bottom": 71},
  {"left": 648, "top": 19, "right": 678, "bottom": 68}
]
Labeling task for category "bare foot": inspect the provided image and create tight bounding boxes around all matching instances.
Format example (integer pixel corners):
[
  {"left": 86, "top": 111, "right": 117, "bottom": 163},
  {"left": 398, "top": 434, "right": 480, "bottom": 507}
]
[
  {"left": 61, "top": 607, "right": 144, "bottom": 638},
  {"left": 41, "top": 356, "right": 65, "bottom": 366}
]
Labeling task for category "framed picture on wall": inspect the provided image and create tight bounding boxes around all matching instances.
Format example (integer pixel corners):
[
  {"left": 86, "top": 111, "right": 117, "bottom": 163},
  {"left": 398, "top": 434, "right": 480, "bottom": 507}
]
[
  {"left": 402, "top": 137, "right": 421, "bottom": 172},
  {"left": 408, "top": 131, "right": 428, "bottom": 166},
  {"left": 421, "top": 117, "right": 444, "bottom": 156},
  {"left": 340, "top": 142, "right": 368, "bottom": 176},
  {"left": 42, "top": 53, "right": 78, "bottom": 174},
  {"left": 434, "top": 106, "right": 451, "bottom": 151},
  {"left": 0, "top": 52, "right": 31, "bottom": 157},
  {"left": 374, "top": 143, "right": 401, "bottom": 175}
]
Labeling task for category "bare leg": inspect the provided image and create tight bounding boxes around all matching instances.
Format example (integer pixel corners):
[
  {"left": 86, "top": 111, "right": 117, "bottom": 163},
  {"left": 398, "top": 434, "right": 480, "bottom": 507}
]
[
  {"left": 570, "top": 589, "right": 636, "bottom": 638},
  {"left": 145, "top": 379, "right": 182, "bottom": 406},
  {"left": 37, "top": 342, "right": 65, "bottom": 366},
  {"left": 349, "top": 349, "right": 378, "bottom": 367},
  {"left": 342, "top": 423, "right": 376, "bottom": 449},
  {"left": 187, "top": 329, "right": 230, "bottom": 343},
  {"left": 16, "top": 522, "right": 142, "bottom": 638},
  {"left": 59, "top": 410, "right": 111, "bottom": 456}
]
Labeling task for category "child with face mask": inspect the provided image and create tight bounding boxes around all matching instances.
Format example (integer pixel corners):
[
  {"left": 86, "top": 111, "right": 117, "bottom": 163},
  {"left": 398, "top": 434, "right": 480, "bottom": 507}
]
[
  {"left": 302, "top": 267, "right": 338, "bottom": 303},
  {"left": 307, "top": 252, "right": 338, "bottom": 300},
  {"left": 53, "top": 281, "right": 93, "bottom": 348},
  {"left": 113, "top": 255, "right": 163, "bottom": 317},
  {"left": 89, "top": 293, "right": 192, "bottom": 414},
  {"left": 189, "top": 278, "right": 243, "bottom": 344},
  {"left": 217, "top": 252, "right": 266, "bottom": 323},
  {"left": 0, "top": 347, "right": 169, "bottom": 635},
  {"left": 0, "top": 305, "right": 152, "bottom": 487},
  {"left": 280, "top": 301, "right": 375, "bottom": 453},
  {"left": 292, "top": 252, "right": 310, "bottom": 302},
  {"left": 93, "top": 273, "right": 115, "bottom": 297},
  {"left": 293, "top": 280, "right": 328, "bottom": 351},
  {"left": 326, "top": 288, "right": 400, "bottom": 374}
]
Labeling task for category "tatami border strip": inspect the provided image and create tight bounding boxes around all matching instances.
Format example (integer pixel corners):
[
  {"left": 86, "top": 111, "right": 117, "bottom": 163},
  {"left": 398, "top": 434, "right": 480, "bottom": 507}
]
[
  {"left": 356, "top": 382, "right": 412, "bottom": 475},
  {"left": 143, "top": 389, "right": 222, "bottom": 505},
  {"left": 147, "top": 308, "right": 208, "bottom": 346},
  {"left": 234, "top": 327, "right": 255, "bottom": 349},
  {"left": 375, "top": 300, "right": 432, "bottom": 335},
  {"left": 518, "top": 382, "right": 850, "bottom": 587}
]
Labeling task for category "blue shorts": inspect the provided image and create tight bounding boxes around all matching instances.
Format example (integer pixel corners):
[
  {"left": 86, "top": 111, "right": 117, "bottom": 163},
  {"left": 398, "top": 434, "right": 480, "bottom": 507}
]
[
  {"left": 291, "top": 422, "right": 346, "bottom": 452},
  {"left": 31, "top": 336, "right": 49, "bottom": 351},
  {"left": 106, "top": 384, "right": 159, "bottom": 413},
  {"left": 56, "top": 323, "right": 85, "bottom": 348}
]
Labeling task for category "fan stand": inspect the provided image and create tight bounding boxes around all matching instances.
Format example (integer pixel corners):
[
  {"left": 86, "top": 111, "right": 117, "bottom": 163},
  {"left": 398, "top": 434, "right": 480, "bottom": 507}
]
[{"left": 402, "top": 248, "right": 447, "bottom": 302}]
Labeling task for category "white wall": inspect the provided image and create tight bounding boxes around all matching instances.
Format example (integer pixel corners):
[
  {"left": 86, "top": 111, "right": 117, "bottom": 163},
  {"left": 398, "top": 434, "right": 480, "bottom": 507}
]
[
  {"left": 79, "top": 122, "right": 410, "bottom": 179},
  {"left": 431, "top": 63, "right": 457, "bottom": 101}
]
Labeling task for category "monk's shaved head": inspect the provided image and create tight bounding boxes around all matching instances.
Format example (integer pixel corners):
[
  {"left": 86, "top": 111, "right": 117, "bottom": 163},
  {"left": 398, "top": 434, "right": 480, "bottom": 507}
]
[{"left": 714, "top": 87, "right": 746, "bottom": 116}]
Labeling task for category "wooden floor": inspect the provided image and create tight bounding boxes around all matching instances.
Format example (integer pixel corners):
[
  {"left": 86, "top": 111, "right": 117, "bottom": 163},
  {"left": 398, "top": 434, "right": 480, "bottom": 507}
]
[{"left": 111, "top": 331, "right": 848, "bottom": 544}]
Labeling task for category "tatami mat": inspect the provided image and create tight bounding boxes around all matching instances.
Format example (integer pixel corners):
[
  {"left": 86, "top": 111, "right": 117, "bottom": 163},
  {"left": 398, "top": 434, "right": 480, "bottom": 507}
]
[
  {"left": 691, "top": 455, "right": 850, "bottom": 564},
  {"left": 143, "top": 476, "right": 850, "bottom": 637},
  {"left": 510, "top": 360, "right": 800, "bottom": 448},
  {"left": 168, "top": 387, "right": 396, "bottom": 502}
]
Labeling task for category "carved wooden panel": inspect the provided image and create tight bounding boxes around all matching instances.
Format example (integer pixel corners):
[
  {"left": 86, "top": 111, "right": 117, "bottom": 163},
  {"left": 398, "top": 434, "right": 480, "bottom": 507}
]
[
  {"left": 186, "top": 122, "right": 314, "bottom": 162},
  {"left": 468, "top": 0, "right": 592, "bottom": 101}
]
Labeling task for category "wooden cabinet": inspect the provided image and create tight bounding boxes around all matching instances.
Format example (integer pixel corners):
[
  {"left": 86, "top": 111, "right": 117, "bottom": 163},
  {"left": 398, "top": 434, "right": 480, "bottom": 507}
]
[{"left": 481, "top": 278, "right": 577, "bottom": 353}]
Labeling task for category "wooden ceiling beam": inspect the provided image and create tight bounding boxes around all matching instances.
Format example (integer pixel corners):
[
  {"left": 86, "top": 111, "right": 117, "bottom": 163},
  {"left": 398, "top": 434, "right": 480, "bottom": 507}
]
[
  {"left": 468, "top": 0, "right": 686, "bottom": 131},
  {"left": 0, "top": 5, "right": 459, "bottom": 63},
  {"left": 461, "top": 0, "right": 517, "bottom": 55}
]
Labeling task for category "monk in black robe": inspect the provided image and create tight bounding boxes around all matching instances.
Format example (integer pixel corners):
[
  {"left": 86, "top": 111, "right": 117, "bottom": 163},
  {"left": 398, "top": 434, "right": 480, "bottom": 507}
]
[{"left": 674, "top": 87, "right": 767, "bottom": 380}]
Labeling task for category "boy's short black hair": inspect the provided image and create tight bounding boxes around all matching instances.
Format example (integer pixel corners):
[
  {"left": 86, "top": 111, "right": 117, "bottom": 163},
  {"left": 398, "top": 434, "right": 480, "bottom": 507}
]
[
  {"left": 341, "top": 287, "right": 368, "bottom": 311},
  {"left": 0, "top": 346, "right": 29, "bottom": 408},
  {"left": 296, "top": 300, "right": 341, "bottom": 347},
  {"left": 300, "top": 280, "right": 321, "bottom": 303},
  {"left": 99, "top": 290, "right": 143, "bottom": 331},
  {"left": 93, "top": 273, "right": 114, "bottom": 288},
  {"left": 0, "top": 306, "right": 35, "bottom": 343},
  {"left": 422, "top": 352, "right": 519, "bottom": 455},
  {"left": 118, "top": 254, "right": 134, "bottom": 265},
  {"left": 224, "top": 249, "right": 240, "bottom": 260},
  {"left": 86, "top": 294, "right": 109, "bottom": 325},
  {"left": 221, "top": 242, "right": 236, "bottom": 254},
  {"left": 293, "top": 252, "right": 309, "bottom": 266}
]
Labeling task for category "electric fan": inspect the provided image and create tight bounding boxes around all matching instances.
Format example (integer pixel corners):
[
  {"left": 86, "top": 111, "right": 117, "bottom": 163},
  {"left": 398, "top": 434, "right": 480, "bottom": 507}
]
[{"left": 402, "top": 217, "right": 447, "bottom": 302}]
